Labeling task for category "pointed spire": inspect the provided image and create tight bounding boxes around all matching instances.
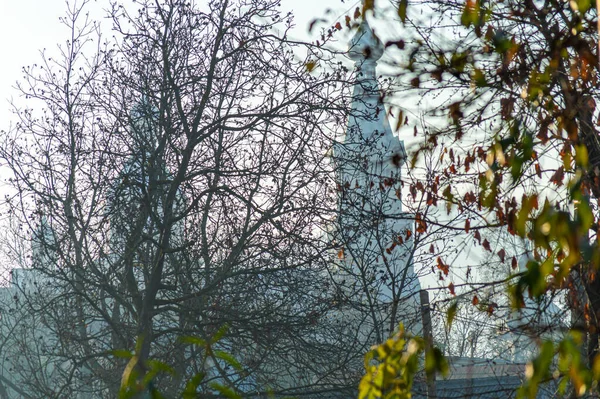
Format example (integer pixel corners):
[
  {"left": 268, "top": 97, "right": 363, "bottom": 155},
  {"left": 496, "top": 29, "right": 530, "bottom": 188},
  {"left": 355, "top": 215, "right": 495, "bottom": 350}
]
[
  {"left": 348, "top": 19, "right": 384, "bottom": 64},
  {"left": 343, "top": 18, "right": 406, "bottom": 168},
  {"left": 32, "top": 215, "right": 56, "bottom": 270},
  {"left": 130, "top": 94, "right": 159, "bottom": 158},
  {"left": 333, "top": 14, "right": 421, "bottom": 336}
]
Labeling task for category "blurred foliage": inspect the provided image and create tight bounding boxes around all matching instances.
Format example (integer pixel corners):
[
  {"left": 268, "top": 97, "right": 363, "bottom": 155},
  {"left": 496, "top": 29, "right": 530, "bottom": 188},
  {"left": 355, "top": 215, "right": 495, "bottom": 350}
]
[
  {"left": 335, "top": 0, "right": 600, "bottom": 396},
  {"left": 358, "top": 325, "right": 448, "bottom": 399},
  {"left": 118, "top": 325, "right": 242, "bottom": 398}
]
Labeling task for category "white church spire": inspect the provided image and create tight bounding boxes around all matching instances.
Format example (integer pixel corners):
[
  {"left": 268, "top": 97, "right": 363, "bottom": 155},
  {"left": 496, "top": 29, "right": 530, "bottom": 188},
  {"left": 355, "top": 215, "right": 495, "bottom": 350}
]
[
  {"left": 343, "top": 19, "right": 406, "bottom": 169},
  {"left": 334, "top": 17, "right": 421, "bottom": 337},
  {"left": 348, "top": 19, "right": 383, "bottom": 72}
]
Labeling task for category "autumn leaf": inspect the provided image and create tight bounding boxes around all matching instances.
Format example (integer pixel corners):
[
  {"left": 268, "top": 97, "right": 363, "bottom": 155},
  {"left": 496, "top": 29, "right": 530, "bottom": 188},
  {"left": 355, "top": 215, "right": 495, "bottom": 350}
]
[
  {"left": 363, "top": 0, "right": 375, "bottom": 13},
  {"left": 472, "top": 295, "right": 479, "bottom": 305},
  {"left": 448, "top": 282, "right": 456, "bottom": 296},
  {"left": 308, "top": 18, "right": 326, "bottom": 33},
  {"left": 416, "top": 213, "right": 427, "bottom": 233},
  {"left": 465, "top": 219, "right": 471, "bottom": 233},
  {"left": 448, "top": 102, "right": 463, "bottom": 123},
  {"left": 426, "top": 192, "right": 435, "bottom": 206},
  {"left": 482, "top": 239, "right": 491, "bottom": 252},
  {"left": 337, "top": 248, "right": 344, "bottom": 259},
  {"left": 386, "top": 40, "right": 405, "bottom": 50},
  {"left": 500, "top": 97, "right": 514, "bottom": 120},
  {"left": 550, "top": 167, "right": 565, "bottom": 186},
  {"left": 386, "top": 242, "right": 397, "bottom": 255},
  {"left": 437, "top": 257, "right": 449, "bottom": 276},
  {"left": 531, "top": 194, "right": 539, "bottom": 210},
  {"left": 537, "top": 121, "right": 549, "bottom": 144},
  {"left": 497, "top": 248, "right": 506, "bottom": 263}
]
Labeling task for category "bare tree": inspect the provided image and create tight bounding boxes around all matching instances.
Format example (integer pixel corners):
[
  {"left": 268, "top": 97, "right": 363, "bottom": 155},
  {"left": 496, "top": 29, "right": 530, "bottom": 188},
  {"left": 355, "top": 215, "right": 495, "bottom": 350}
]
[{"left": 0, "top": 0, "right": 360, "bottom": 396}]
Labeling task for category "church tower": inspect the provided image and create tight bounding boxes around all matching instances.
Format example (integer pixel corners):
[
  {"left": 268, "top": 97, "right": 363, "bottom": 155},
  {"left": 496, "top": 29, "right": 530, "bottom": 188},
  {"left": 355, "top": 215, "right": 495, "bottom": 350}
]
[
  {"left": 334, "top": 19, "right": 421, "bottom": 340},
  {"left": 31, "top": 216, "right": 57, "bottom": 271},
  {"left": 105, "top": 95, "right": 186, "bottom": 291}
]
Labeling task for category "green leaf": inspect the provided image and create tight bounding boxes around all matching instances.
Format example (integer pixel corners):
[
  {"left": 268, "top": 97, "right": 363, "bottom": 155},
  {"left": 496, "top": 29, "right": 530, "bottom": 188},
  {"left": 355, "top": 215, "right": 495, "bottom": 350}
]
[
  {"left": 450, "top": 52, "right": 469, "bottom": 73},
  {"left": 363, "top": 348, "right": 375, "bottom": 370},
  {"left": 577, "top": 197, "right": 593, "bottom": 234},
  {"left": 179, "top": 336, "right": 207, "bottom": 347},
  {"left": 572, "top": 0, "right": 592, "bottom": 13},
  {"left": 446, "top": 302, "right": 458, "bottom": 330},
  {"left": 575, "top": 144, "right": 589, "bottom": 168},
  {"left": 211, "top": 324, "right": 229, "bottom": 343},
  {"left": 460, "top": 0, "right": 480, "bottom": 27},
  {"left": 472, "top": 68, "right": 486, "bottom": 87},
  {"left": 214, "top": 350, "right": 243, "bottom": 371},
  {"left": 520, "top": 260, "right": 545, "bottom": 298},
  {"left": 398, "top": 0, "right": 408, "bottom": 23},
  {"left": 148, "top": 388, "right": 166, "bottom": 399},
  {"left": 208, "top": 382, "right": 242, "bottom": 399},
  {"left": 146, "top": 359, "right": 175, "bottom": 376},
  {"left": 425, "top": 347, "right": 449, "bottom": 378},
  {"left": 111, "top": 349, "right": 134, "bottom": 359},
  {"left": 518, "top": 341, "right": 554, "bottom": 399},
  {"left": 182, "top": 372, "right": 206, "bottom": 399}
]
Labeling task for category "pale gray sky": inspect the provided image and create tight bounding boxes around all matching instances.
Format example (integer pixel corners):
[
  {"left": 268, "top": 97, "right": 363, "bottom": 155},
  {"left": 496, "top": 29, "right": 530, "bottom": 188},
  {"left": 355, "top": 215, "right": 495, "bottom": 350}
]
[
  {"left": 0, "top": 0, "right": 354, "bottom": 127},
  {"left": 0, "top": 0, "right": 67, "bottom": 123}
]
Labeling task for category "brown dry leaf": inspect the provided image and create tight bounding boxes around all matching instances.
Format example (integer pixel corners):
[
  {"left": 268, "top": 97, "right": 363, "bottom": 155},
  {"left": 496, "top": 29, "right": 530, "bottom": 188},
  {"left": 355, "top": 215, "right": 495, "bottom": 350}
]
[
  {"left": 498, "top": 248, "right": 506, "bottom": 263},
  {"left": 550, "top": 167, "right": 565, "bottom": 186},
  {"left": 482, "top": 239, "right": 491, "bottom": 252}
]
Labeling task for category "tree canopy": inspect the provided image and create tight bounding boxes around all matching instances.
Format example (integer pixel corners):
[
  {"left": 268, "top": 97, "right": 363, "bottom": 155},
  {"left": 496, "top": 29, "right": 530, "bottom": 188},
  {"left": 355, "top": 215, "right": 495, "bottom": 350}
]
[{"left": 338, "top": 0, "right": 600, "bottom": 397}]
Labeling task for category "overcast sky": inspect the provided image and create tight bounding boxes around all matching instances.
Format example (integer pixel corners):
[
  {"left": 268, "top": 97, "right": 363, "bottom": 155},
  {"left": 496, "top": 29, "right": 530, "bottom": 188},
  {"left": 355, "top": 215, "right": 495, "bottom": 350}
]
[{"left": 0, "top": 0, "right": 354, "bottom": 128}]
